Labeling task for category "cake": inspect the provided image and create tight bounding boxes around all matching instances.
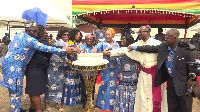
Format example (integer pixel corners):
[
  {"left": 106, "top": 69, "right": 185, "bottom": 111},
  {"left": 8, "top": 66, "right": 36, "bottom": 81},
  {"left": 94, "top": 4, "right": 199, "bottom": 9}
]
[
  {"left": 78, "top": 53, "right": 103, "bottom": 62},
  {"left": 72, "top": 53, "right": 109, "bottom": 66}
]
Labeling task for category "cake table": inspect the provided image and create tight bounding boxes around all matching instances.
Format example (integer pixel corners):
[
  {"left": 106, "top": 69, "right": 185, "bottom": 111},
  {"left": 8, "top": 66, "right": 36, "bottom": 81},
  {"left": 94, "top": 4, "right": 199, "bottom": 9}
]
[{"left": 72, "top": 53, "right": 109, "bottom": 112}]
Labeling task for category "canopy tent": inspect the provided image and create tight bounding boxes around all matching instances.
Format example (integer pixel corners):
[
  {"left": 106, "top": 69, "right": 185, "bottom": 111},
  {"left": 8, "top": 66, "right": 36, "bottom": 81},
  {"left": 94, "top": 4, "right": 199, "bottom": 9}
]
[
  {"left": 189, "top": 23, "right": 200, "bottom": 32},
  {"left": 72, "top": 0, "right": 200, "bottom": 28},
  {"left": 0, "top": 0, "right": 72, "bottom": 27}
]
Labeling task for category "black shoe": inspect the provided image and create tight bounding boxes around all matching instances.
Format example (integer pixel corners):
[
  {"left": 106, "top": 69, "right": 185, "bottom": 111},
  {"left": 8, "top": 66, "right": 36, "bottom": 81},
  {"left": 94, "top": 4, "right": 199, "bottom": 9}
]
[
  {"left": 29, "top": 108, "right": 36, "bottom": 112},
  {"left": 82, "top": 103, "right": 86, "bottom": 109},
  {"left": 20, "top": 108, "right": 27, "bottom": 112}
]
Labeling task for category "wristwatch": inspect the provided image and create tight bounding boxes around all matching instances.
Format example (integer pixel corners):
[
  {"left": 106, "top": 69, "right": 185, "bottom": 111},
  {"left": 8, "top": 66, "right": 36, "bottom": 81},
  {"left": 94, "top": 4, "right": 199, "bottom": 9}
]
[{"left": 191, "top": 85, "right": 199, "bottom": 91}]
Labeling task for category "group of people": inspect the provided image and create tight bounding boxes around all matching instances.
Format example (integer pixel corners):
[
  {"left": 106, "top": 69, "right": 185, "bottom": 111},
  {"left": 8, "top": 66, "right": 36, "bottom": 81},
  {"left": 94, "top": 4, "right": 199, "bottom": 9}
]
[
  {"left": 0, "top": 21, "right": 196, "bottom": 112},
  {"left": 127, "top": 26, "right": 194, "bottom": 112}
]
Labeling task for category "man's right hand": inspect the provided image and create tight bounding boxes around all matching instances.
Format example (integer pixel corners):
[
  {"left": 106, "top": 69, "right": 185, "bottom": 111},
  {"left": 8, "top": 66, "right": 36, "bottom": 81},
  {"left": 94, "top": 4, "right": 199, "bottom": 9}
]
[
  {"left": 62, "top": 47, "right": 80, "bottom": 55},
  {"left": 128, "top": 46, "right": 133, "bottom": 52},
  {"left": 187, "top": 80, "right": 199, "bottom": 89},
  {"left": 128, "top": 46, "right": 137, "bottom": 52}
]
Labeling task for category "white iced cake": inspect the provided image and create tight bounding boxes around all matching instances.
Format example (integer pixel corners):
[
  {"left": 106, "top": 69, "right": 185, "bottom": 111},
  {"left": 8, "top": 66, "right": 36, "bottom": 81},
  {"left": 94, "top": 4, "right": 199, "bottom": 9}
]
[
  {"left": 78, "top": 53, "right": 103, "bottom": 62},
  {"left": 72, "top": 53, "right": 108, "bottom": 66}
]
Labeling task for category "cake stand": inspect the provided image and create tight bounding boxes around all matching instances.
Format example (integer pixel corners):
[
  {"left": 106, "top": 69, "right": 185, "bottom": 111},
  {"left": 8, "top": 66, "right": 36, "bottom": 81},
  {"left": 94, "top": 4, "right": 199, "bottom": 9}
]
[{"left": 72, "top": 58, "right": 109, "bottom": 112}]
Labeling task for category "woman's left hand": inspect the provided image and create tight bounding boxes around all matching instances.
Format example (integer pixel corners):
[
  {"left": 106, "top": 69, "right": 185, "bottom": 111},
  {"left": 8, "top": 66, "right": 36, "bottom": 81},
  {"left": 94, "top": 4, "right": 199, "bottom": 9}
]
[
  {"left": 80, "top": 49, "right": 85, "bottom": 53},
  {"left": 92, "top": 48, "right": 97, "bottom": 53},
  {"left": 102, "top": 51, "right": 110, "bottom": 56}
]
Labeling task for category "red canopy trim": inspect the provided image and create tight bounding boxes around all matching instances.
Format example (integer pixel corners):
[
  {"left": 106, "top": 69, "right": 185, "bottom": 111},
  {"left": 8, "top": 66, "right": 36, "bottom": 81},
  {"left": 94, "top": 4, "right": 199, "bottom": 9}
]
[
  {"left": 72, "top": 3, "right": 200, "bottom": 11},
  {"left": 74, "top": 10, "right": 199, "bottom": 27},
  {"left": 72, "top": 0, "right": 200, "bottom": 5}
]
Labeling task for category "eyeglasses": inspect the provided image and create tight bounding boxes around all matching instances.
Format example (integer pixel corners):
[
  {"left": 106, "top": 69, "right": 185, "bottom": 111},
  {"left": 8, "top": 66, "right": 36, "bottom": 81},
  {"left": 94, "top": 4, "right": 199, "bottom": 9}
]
[
  {"left": 62, "top": 34, "right": 70, "bottom": 37},
  {"left": 85, "top": 38, "right": 93, "bottom": 41},
  {"left": 28, "top": 30, "right": 37, "bottom": 33},
  {"left": 137, "top": 31, "right": 148, "bottom": 34},
  {"left": 120, "top": 38, "right": 126, "bottom": 41}
]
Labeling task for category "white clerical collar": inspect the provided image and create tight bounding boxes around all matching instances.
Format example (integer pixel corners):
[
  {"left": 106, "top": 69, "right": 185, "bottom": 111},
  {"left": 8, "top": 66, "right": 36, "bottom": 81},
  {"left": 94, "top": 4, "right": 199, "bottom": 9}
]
[{"left": 143, "top": 37, "right": 151, "bottom": 44}]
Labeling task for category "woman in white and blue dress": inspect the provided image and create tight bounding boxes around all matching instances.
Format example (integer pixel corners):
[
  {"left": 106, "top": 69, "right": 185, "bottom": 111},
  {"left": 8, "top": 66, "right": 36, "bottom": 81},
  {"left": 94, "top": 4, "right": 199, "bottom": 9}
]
[
  {"left": 93, "top": 28, "right": 119, "bottom": 112},
  {"left": 44, "top": 27, "right": 70, "bottom": 111},
  {"left": 112, "top": 34, "right": 139, "bottom": 112}
]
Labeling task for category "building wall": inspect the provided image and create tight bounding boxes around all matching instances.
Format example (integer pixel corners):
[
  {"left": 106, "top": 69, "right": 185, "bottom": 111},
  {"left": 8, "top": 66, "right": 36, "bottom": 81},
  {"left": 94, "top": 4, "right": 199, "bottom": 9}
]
[
  {"left": 0, "top": 27, "right": 61, "bottom": 41},
  {"left": 76, "top": 24, "right": 97, "bottom": 33},
  {"left": 76, "top": 23, "right": 123, "bottom": 34},
  {"left": 0, "top": 26, "right": 197, "bottom": 42}
]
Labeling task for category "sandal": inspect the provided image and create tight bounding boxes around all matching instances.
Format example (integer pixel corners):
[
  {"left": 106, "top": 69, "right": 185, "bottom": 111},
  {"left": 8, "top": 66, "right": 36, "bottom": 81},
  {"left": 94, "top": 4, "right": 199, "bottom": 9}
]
[
  {"left": 58, "top": 108, "right": 64, "bottom": 112},
  {"left": 45, "top": 107, "right": 52, "bottom": 111},
  {"left": 57, "top": 105, "right": 64, "bottom": 112},
  {"left": 20, "top": 108, "right": 27, "bottom": 112},
  {"left": 45, "top": 102, "right": 52, "bottom": 111}
]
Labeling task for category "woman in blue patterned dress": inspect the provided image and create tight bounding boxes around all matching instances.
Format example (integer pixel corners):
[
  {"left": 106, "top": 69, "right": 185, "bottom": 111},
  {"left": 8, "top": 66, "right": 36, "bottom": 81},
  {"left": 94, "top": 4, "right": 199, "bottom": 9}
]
[
  {"left": 0, "top": 26, "right": 75, "bottom": 112},
  {"left": 112, "top": 34, "right": 139, "bottom": 112},
  {"left": 44, "top": 27, "right": 70, "bottom": 111},
  {"left": 92, "top": 28, "right": 119, "bottom": 112},
  {"left": 61, "top": 28, "right": 82, "bottom": 107}
]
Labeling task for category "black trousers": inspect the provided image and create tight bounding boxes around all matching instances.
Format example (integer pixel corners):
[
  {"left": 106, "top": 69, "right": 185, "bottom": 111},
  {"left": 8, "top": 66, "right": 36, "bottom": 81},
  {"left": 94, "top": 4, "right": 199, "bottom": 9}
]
[
  {"left": 167, "top": 76, "right": 193, "bottom": 112},
  {"left": 80, "top": 74, "right": 96, "bottom": 108}
]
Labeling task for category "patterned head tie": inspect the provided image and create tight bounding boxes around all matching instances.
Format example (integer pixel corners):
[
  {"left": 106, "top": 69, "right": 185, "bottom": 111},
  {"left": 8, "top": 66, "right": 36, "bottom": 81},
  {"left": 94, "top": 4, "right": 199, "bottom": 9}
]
[{"left": 107, "top": 28, "right": 115, "bottom": 37}]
